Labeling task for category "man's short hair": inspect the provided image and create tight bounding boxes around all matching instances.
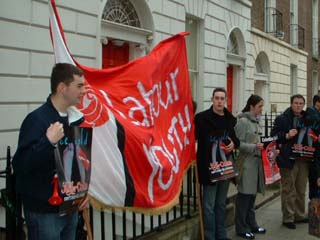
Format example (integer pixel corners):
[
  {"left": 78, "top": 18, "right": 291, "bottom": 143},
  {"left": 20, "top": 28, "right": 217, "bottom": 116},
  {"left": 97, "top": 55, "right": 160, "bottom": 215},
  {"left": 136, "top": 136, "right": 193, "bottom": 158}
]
[
  {"left": 50, "top": 63, "right": 83, "bottom": 94},
  {"left": 212, "top": 87, "right": 226, "bottom": 97},
  {"left": 313, "top": 94, "right": 320, "bottom": 106},
  {"left": 290, "top": 94, "right": 305, "bottom": 104}
]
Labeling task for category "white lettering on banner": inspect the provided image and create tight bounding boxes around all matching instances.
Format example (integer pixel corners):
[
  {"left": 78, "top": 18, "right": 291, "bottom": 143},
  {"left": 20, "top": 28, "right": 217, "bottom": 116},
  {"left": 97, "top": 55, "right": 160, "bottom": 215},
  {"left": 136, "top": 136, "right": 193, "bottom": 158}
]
[
  {"left": 168, "top": 104, "right": 192, "bottom": 150},
  {"left": 170, "top": 68, "right": 179, "bottom": 101},
  {"left": 144, "top": 104, "right": 191, "bottom": 203},
  {"left": 123, "top": 96, "right": 150, "bottom": 127},
  {"left": 99, "top": 89, "right": 127, "bottom": 120},
  {"left": 97, "top": 67, "right": 182, "bottom": 128},
  {"left": 143, "top": 139, "right": 180, "bottom": 203},
  {"left": 124, "top": 67, "right": 180, "bottom": 126}
]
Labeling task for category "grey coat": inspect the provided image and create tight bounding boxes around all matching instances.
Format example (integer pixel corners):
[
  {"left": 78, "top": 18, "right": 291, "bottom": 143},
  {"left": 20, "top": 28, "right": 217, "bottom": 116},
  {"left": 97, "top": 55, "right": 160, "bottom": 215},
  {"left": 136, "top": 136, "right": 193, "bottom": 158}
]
[{"left": 234, "top": 112, "right": 265, "bottom": 195}]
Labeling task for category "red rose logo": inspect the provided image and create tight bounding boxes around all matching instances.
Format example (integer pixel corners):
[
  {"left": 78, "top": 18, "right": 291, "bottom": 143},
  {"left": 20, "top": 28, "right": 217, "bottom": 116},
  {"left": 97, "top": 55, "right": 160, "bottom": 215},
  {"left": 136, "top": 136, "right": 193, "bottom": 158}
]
[{"left": 78, "top": 85, "right": 109, "bottom": 127}]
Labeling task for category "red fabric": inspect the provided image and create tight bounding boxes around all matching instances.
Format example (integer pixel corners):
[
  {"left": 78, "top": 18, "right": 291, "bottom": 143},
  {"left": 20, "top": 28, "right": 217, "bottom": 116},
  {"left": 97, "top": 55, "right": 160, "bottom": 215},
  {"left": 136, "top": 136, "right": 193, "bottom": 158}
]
[
  {"left": 227, "top": 65, "right": 233, "bottom": 112},
  {"left": 77, "top": 33, "right": 195, "bottom": 207},
  {"left": 49, "top": 0, "right": 195, "bottom": 208},
  {"left": 261, "top": 141, "right": 281, "bottom": 185}
]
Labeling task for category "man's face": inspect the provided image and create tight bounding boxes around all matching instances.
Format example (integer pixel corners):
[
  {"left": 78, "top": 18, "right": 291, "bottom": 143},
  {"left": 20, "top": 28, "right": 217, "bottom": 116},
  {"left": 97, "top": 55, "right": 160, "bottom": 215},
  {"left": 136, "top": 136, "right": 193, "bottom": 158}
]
[
  {"left": 211, "top": 91, "right": 226, "bottom": 112},
  {"left": 62, "top": 74, "right": 85, "bottom": 106},
  {"left": 291, "top": 97, "right": 305, "bottom": 115}
]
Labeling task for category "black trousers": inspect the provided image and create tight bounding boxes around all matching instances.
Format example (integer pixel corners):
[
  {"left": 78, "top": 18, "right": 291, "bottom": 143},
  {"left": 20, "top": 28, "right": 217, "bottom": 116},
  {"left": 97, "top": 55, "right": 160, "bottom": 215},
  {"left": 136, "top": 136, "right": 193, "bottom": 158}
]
[
  {"left": 235, "top": 192, "right": 258, "bottom": 234},
  {"left": 309, "top": 161, "right": 320, "bottom": 199}
]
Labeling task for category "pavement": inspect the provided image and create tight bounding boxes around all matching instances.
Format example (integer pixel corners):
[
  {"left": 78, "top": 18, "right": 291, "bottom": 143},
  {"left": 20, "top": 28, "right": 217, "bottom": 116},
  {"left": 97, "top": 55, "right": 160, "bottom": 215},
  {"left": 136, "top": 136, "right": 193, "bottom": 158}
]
[{"left": 226, "top": 195, "right": 319, "bottom": 240}]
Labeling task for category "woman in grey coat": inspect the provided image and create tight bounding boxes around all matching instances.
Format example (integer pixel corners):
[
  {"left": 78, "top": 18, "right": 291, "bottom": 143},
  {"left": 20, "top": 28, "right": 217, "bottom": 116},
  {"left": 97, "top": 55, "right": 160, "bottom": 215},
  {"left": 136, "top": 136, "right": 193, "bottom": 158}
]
[{"left": 234, "top": 95, "right": 266, "bottom": 239}]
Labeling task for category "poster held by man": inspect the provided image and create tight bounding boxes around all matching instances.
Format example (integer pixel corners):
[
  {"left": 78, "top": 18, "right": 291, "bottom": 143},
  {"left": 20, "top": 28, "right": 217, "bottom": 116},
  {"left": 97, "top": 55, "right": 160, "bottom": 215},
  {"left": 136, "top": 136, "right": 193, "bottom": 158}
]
[{"left": 54, "top": 127, "right": 92, "bottom": 215}]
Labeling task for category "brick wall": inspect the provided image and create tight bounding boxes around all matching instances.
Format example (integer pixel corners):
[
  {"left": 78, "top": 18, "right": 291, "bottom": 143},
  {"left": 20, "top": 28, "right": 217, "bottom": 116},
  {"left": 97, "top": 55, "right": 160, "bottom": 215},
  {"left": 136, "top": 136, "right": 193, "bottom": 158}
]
[
  {"left": 301, "top": 0, "right": 320, "bottom": 104},
  {"left": 251, "top": 0, "right": 320, "bottom": 105},
  {"left": 251, "top": 0, "right": 264, "bottom": 31},
  {"left": 276, "top": 0, "right": 290, "bottom": 44}
]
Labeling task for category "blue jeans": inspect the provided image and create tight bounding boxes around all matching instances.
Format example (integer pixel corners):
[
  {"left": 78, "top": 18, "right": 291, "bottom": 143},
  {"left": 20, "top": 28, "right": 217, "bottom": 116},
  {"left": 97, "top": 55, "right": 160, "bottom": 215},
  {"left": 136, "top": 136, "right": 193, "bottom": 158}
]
[
  {"left": 202, "top": 180, "right": 230, "bottom": 240},
  {"left": 24, "top": 210, "right": 78, "bottom": 240}
]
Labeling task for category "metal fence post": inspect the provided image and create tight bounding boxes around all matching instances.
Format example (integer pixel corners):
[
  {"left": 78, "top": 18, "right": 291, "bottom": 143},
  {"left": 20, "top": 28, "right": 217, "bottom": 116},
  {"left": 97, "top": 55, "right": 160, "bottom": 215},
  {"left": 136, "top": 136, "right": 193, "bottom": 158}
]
[
  {"left": 264, "top": 112, "right": 268, "bottom": 137},
  {"left": 2, "top": 146, "right": 16, "bottom": 240},
  {"left": 5, "top": 146, "right": 15, "bottom": 240}
]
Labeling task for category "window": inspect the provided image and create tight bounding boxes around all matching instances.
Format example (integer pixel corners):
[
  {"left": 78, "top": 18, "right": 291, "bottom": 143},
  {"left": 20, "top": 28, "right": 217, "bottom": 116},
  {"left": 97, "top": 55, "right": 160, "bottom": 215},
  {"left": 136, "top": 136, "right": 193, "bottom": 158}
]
[
  {"left": 102, "top": 0, "right": 140, "bottom": 27},
  {"left": 312, "top": 0, "right": 319, "bottom": 57},
  {"left": 185, "top": 16, "right": 200, "bottom": 99},
  {"left": 265, "top": 0, "right": 283, "bottom": 37},
  {"left": 290, "top": 65, "right": 298, "bottom": 95},
  {"left": 290, "top": 0, "right": 299, "bottom": 46},
  {"left": 312, "top": 71, "right": 319, "bottom": 96},
  {"left": 227, "top": 32, "right": 239, "bottom": 55},
  {"left": 254, "top": 52, "right": 270, "bottom": 111}
]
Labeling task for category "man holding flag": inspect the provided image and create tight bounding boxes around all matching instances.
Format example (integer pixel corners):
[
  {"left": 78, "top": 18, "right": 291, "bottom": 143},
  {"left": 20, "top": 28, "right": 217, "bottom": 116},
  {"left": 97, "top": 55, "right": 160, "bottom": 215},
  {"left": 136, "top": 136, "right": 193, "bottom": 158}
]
[{"left": 12, "top": 63, "right": 89, "bottom": 240}]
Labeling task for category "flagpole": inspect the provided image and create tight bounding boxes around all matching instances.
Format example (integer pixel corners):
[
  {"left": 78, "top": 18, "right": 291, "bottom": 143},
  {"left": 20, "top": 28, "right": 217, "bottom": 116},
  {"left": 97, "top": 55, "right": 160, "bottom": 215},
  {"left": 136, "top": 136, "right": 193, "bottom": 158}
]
[
  {"left": 83, "top": 208, "right": 93, "bottom": 240},
  {"left": 194, "top": 162, "right": 204, "bottom": 240}
]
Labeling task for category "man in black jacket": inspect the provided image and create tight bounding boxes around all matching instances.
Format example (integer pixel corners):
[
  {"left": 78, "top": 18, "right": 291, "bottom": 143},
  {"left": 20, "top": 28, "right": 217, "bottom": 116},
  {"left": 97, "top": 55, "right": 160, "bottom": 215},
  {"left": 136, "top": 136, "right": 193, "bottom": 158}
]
[
  {"left": 271, "top": 94, "right": 308, "bottom": 230},
  {"left": 306, "top": 95, "right": 320, "bottom": 199},
  {"left": 195, "top": 88, "right": 240, "bottom": 240},
  {"left": 12, "top": 63, "right": 89, "bottom": 240}
]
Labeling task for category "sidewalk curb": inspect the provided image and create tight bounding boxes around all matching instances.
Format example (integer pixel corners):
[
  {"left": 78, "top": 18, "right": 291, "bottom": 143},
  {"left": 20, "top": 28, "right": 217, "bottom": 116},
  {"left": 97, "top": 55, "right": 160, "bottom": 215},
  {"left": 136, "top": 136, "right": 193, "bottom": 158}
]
[{"left": 255, "top": 189, "right": 281, "bottom": 210}]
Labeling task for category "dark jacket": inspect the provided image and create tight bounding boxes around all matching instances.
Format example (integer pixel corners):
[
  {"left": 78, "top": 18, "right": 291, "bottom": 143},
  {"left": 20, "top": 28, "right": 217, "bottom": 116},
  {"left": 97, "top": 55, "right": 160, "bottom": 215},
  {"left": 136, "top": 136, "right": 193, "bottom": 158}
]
[
  {"left": 234, "top": 112, "right": 265, "bottom": 194},
  {"left": 195, "top": 107, "right": 240, "bottom": 185},
  {"left": 306, "top": 106, "right": 320, "bottom": 198},
  {"left": 271, "top": 107, "right": 306, "bottom": 169},
  {"left": 12, "top": 96, "right": 83, "bottom": 213}
]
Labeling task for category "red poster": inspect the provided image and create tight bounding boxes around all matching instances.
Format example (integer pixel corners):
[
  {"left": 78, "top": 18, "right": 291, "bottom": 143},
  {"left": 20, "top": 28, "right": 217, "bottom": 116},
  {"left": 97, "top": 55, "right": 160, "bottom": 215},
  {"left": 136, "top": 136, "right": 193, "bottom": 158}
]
[{"left": 261, "top": 136, "right": 281, "bottom": 185}]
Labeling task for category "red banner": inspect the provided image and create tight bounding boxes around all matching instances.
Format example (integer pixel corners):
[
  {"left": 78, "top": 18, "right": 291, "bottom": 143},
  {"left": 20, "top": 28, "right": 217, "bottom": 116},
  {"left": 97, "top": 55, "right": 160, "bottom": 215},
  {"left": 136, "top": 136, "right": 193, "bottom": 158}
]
[{"left": 49, "top": 0, "right": 195, "bottom": 212}]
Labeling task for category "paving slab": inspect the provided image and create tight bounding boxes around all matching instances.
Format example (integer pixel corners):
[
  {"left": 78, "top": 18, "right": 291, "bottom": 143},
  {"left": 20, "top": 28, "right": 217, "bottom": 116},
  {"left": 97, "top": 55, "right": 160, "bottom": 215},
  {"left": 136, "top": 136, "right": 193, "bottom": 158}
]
[{"left": 227, "top": 196, "right": 318, "bottom": 240}]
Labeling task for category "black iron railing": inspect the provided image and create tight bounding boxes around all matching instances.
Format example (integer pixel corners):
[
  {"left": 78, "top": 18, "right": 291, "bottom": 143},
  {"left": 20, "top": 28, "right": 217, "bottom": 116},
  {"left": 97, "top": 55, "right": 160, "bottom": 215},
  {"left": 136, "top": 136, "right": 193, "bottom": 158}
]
[
  {"left": 85, "top": 163, "right": 198, "bottom": 239},
  {"left": 1, "top": 147, "right": 25, "bottom": 239},
  {"left": 265, "top": 7, "right": 283, "bottom": 37},
  {"left": 261, "top": 111, "right": 281, "bottom": 137}
]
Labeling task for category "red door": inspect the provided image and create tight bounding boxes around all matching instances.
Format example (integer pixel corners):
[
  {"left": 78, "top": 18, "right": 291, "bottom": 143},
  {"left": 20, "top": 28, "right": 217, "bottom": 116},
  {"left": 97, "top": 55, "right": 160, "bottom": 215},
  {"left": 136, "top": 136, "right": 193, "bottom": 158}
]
[
  {"left": 102, "top": 40, "right": 129, "bottom": 69},
  {"left": 226, "top": 65, "right": 233, "bottom": 112}
]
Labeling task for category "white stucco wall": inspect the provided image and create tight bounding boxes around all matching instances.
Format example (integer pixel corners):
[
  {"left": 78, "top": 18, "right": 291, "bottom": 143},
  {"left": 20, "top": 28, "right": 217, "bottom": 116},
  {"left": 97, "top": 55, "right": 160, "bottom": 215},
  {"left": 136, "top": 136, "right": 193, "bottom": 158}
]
[
  {"left": 0, "top": 0, "right": 101, "bottom": 162},
  {"left": 248, "top": 28, "right": 308, "bottom": 112}
]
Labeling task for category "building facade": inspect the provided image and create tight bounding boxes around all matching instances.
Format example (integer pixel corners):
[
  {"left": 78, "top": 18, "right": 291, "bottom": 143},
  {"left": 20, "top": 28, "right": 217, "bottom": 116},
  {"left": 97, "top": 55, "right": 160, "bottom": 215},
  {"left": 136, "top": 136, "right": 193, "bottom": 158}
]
[
  {"left": 1, "top": 0, "right": 318, "bottom": 238},
  {"left": 0, "top": 0, "right": 253, "bottom": 167},
  {"left": 250, "top": 0, "right": 320, "bottom": 111},
  {"left": 0, "top": 0, "right": 253, "bottom": 236}
]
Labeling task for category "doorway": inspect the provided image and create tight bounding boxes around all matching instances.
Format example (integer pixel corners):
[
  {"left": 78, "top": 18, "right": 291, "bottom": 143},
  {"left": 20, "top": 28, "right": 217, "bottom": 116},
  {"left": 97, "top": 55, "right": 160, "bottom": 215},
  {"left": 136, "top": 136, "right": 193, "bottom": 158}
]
[
  {"left": 102, "top": 40, "right": 129, "bottom": 69},
  {"left": 227, "top": 65, "right": 233, "bottom": 112}
]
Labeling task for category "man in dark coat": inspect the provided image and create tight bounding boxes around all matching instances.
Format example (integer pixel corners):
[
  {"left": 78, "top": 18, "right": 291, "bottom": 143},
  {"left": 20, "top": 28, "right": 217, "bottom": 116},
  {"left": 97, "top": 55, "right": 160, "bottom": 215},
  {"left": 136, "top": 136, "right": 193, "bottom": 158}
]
[
  {"left": 271, "top": 94, "right": 309, "bottom": 230},
  {"left": 305, "top": 95, "right": 320, "bottom": 199},
  {"left": 195, "top": 87, "right": 240, "bottom": 240},
  {"left": 12, "top": 63, "right": 89, "bottom": 240}
]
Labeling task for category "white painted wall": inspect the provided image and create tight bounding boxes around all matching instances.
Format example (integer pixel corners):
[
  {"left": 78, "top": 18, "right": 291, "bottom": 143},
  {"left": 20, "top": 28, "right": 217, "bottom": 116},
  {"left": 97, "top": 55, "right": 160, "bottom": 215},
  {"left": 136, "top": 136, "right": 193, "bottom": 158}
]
[
  {"left": 248, "top": 28, "right": 307, "bottom": 112},
  {"left": 0, "top": 0, "right": 100, "bottom": 162}
]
